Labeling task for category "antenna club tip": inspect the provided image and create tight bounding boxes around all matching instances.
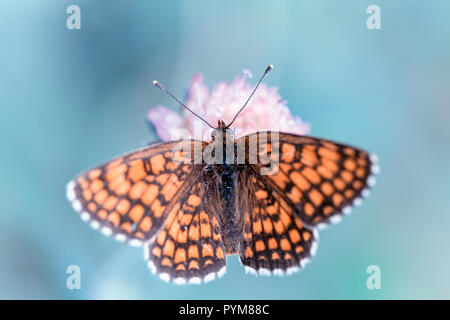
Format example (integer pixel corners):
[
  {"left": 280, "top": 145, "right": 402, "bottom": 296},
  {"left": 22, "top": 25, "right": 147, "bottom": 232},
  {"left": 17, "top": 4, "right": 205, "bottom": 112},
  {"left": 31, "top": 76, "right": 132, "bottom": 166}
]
[
  {"left": 152, "top": 80, "right": 158, "bottom": 86},
  {"left": 264, "top": 64, "right": 273, "bottom": 75}
]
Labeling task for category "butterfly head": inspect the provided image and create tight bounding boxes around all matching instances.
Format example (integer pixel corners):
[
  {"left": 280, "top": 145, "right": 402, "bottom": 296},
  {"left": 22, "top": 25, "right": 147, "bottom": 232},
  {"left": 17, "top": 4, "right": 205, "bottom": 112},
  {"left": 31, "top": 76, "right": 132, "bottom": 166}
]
[{"left": 212, "top": 120, "right": 235, "bottom": 140}]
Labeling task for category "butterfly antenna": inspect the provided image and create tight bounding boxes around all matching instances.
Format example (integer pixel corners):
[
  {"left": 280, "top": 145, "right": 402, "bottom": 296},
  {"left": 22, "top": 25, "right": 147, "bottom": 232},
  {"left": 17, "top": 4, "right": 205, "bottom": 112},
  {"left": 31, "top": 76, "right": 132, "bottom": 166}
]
[
  {"left": 153, "top": 80, "right": 215, "bottom": 129},
  {"left": 226, "top": 64, "right": 273, "bottom": 128}
]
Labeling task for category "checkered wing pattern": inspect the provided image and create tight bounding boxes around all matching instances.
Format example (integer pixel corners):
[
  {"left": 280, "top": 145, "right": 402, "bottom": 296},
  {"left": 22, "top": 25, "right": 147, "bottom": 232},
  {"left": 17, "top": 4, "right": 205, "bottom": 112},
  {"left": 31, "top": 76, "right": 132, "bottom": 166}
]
[
  {"left": 66, "top": 140, "right": 206, "bottom": 246},
  {"left": 239, "top": 132, "right": 379, "bottom": 229},
  {"left": 237, "top": 168, "right": 317, "bottom": 275},
  {"left": 146, "top": 178, "right": 226, "bottom": 284},
  {"left": 67, "top": 129, "right": 379, "bottom": 284}
]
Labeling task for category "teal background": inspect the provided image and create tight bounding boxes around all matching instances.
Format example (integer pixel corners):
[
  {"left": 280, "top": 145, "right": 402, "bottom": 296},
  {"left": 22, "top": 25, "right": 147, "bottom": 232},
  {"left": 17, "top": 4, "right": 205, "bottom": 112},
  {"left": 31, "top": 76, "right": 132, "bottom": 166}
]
[{"left": 1, "top": 0, "right": 449, "bottom": 299}]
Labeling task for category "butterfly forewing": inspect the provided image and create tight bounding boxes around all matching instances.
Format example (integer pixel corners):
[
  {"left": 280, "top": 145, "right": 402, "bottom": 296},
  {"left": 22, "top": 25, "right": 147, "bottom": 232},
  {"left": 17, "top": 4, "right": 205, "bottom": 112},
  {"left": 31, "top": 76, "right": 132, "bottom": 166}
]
[
  {"left": 239, "top": 132, "right": 378, "bottom": 229},
  {"left": 66, "top": 140, "right": 206, "bottom": 246}
]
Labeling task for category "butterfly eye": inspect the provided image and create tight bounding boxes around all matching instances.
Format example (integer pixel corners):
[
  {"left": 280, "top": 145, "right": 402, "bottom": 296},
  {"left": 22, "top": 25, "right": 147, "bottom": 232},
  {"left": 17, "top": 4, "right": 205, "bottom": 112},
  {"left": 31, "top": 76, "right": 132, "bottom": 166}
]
[
  {"left": 211, "top": 129, "right": 221, "bottom": 138},
  {"left": 225, "top": 128, "right": 234, "bottom": 137}
]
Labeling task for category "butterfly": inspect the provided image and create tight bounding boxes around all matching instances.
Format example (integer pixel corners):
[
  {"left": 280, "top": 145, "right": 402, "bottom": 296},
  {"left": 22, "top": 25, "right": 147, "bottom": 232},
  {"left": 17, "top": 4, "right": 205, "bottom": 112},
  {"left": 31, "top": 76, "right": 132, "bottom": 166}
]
[{"left": 66, "top": 65, "right": 379, "bottom": 284}]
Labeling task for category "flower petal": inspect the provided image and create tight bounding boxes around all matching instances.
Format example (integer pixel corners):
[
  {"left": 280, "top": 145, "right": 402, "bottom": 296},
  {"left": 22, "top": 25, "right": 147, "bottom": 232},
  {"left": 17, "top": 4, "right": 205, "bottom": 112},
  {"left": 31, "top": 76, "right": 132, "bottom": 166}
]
[
  {"left": 148, "top": 69, "right": 310, "bottom": 141},
  {"left": 147, "top": 106, "right": 187, "bottom": 141}
]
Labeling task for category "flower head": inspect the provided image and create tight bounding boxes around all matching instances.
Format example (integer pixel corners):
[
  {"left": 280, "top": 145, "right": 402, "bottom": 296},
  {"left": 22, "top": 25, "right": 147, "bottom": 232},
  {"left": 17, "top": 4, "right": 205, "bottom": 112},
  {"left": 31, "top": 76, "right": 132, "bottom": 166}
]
[{"left": 147, "top": 70, "right": 310, "bottom": 141}]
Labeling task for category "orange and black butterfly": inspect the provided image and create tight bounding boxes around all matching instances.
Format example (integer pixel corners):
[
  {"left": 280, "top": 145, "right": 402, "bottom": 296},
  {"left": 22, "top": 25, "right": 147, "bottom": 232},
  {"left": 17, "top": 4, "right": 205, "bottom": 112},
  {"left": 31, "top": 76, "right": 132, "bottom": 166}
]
[{"left": 67, "top": 65, "right": 379, "bottom": 284}]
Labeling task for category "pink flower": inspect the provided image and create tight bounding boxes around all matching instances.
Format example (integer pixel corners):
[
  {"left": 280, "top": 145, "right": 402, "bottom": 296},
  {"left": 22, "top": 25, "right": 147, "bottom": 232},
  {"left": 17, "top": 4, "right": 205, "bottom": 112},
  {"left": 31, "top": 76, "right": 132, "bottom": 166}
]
[{"left": 147, "top": 70, "right": 310, "bottom": 141}]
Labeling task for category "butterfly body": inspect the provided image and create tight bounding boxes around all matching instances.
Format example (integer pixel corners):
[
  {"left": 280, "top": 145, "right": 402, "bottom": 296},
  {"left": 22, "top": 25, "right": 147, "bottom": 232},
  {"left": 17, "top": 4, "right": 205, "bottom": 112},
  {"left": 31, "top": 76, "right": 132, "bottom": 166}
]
[
  {"left": 202, "top": 163, "right": 240, "bottom": 254},
  {"left": 198, "top": 122, "right": 246, "bottom": 254}
]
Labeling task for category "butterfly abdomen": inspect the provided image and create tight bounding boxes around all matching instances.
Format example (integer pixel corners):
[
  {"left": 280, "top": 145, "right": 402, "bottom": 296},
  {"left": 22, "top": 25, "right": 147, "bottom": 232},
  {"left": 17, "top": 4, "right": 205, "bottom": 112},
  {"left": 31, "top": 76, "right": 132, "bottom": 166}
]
[{"left": 218, "top": 162, "right": 240, "bottom": 254}]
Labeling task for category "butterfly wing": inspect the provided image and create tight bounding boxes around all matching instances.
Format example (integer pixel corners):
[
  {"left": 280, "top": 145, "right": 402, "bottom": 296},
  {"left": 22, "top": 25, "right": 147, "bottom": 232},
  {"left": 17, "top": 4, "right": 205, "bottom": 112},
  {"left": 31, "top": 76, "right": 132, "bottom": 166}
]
[
  {"left": 238, "top": 132, "right": 379, "bottom": 229},
  {"left": 66, "top": 140, "right": 206, "bottom": 246},
  {"left": 237, "top": 167, "right": 317, "bottom": 275},
  {"left": 146, "top": 176, "right": 227, "bottom": 284}
]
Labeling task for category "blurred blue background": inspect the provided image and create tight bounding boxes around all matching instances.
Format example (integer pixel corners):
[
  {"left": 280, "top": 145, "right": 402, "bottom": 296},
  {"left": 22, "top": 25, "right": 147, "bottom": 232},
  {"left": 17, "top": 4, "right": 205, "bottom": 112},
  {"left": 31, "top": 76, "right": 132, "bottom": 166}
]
[{"left": 1, "top": 0, "right": 449, "bottom": 299}]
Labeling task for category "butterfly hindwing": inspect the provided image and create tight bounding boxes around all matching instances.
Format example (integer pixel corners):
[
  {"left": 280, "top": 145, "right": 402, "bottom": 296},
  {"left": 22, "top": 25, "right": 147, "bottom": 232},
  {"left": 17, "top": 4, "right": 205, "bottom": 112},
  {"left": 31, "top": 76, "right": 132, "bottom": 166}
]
[
  {"left": 146, "top": 177, "right": 227, "bottom": 284},
  {"left": 66, "top": 140, "right": 206, "bottom": 246},
  {"left": 237, "top": 167, "right": 317, "bottom": 275}
]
